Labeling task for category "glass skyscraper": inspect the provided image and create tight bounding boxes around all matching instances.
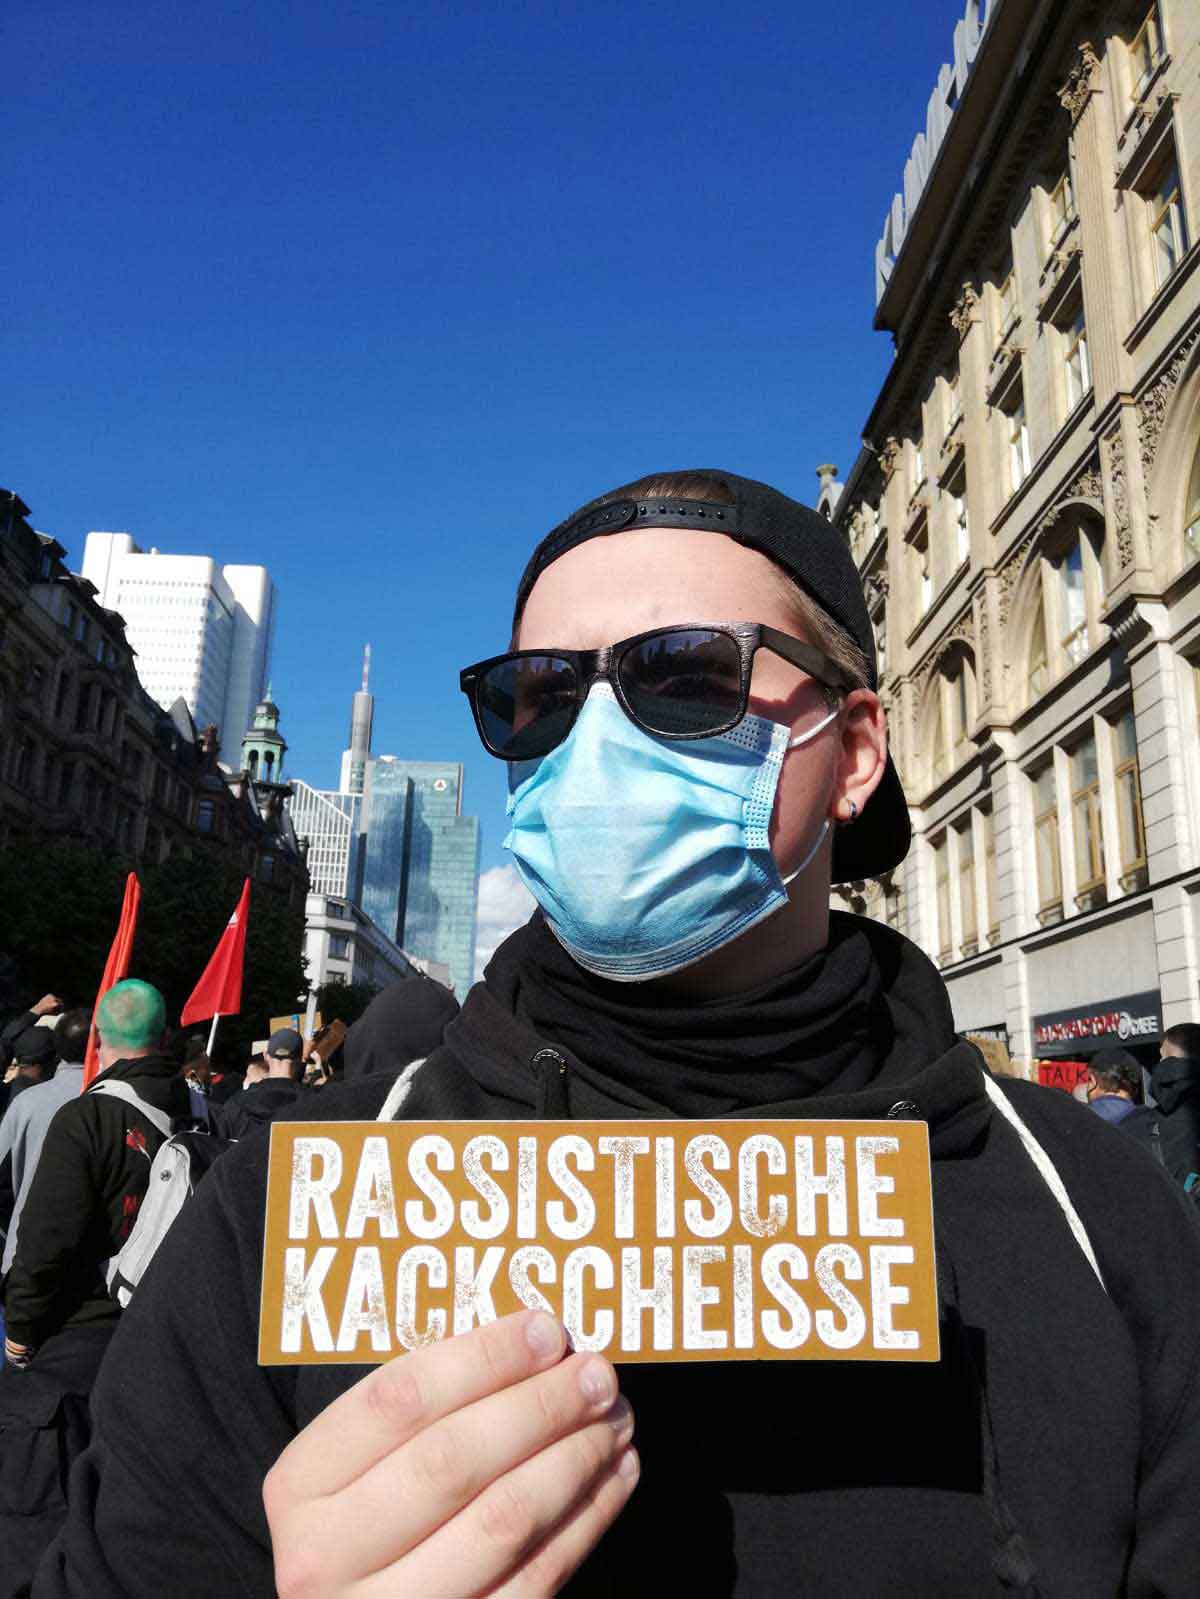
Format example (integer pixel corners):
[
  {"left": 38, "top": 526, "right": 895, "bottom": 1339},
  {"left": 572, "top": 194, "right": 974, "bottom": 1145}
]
[
  {"left": 287, "top": 660, "right": 481, "bottom": 1000},
  {"left": 360, "top": 759, "right": 480, "bottom": 999}
]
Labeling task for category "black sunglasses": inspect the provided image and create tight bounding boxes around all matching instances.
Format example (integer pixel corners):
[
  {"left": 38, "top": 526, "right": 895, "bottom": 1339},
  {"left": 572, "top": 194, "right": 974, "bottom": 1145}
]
[{"left": 459, "top": 622, "right": 855, "bottom": 761}]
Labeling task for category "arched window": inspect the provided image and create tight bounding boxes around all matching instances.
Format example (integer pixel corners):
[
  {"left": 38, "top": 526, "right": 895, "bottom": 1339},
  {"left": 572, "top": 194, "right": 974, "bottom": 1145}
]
[
  {"left": 927, "top": 650, "right": 976, "bottom": 788},
  {"left": 1029, "top": 592, "right": 1049, "bottom": 697},
  {"left": 1184, "top": 438, "right": 1200, "bottom": 565},
  {"left": 247, "top": 749, "right": 259, "bottom": 776},
  {"left": 1023, "top": 519, "right": 1106, "bottom": 704}
]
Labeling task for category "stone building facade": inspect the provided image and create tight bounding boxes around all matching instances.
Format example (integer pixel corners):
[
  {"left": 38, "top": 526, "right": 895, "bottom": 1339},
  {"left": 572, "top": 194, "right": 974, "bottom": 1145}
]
[
  {"left": 0, "top": 489, "right": 306, "bottom": 899},
  {"left": 829, "top": 0, "right": 1200, "bottom": 1068}
]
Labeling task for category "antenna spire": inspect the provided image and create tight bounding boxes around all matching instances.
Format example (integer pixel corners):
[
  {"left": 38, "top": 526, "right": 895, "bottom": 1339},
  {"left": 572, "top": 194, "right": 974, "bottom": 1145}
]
[{"left": 361, "top": 643, "right": 371, "bottom": 693}]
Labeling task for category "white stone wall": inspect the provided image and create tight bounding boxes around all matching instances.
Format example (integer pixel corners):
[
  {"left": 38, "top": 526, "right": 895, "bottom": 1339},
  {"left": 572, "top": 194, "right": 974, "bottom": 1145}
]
[{"left": 834, "top": 1, "right": 1200, "bottom": 1061}]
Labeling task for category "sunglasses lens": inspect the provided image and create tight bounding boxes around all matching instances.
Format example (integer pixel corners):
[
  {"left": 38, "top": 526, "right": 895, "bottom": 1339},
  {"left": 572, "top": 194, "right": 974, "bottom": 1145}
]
[
  {"left": 618, "top": 629, "right": 743, "bottom": 737},
  {"left": 477, "top": 655, "right": 579, "bottom": 758}
]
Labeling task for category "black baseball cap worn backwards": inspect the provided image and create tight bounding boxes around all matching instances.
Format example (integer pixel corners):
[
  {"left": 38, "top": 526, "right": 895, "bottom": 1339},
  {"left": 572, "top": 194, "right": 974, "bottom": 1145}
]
[{"left": 513, "top": 469, "right": 912, "bottom": 885}]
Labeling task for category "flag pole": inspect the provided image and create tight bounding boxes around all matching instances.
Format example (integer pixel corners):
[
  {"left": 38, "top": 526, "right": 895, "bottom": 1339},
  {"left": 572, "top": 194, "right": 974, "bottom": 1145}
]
[{"left": 207, "top": 1012, "right": 221, "bottom": 1055}]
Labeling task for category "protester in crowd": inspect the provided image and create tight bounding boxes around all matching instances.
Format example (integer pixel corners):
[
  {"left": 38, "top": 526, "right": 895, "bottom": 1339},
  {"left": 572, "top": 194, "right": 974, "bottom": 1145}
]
[
  {"left": 0, "top": 994, "right": 64, "bottom": 1073},
  {"left": 180, "top": 1036, "right": 211, "bottom": 1092},
  {"left": 4, "top": 979, "right": 189, "bottom": 1364},
  {"left": 35, "top": 471, "right": 1200, "bottom": 1597},
  {"left": 342, "top": 972, "right": 460, "bottom": 1088},
  {"left": 0, "top": 1009, "right": 91, "bottom": 1277},
  {"left": 0, "top": 1027, "right": 59, "bottom": 1122},
  {"left": 1084, "top": 1046, "right": 1156, "bottom": 1136},
  {"left": 213, "top": 1027, "right": 305, "bottom": 1139},
  {"left": 1148, "top": 1023, "right": 1200, "bottom": 1195},
  {"left": 2, "top": 979, "right": 189, "bottom": 1591}
]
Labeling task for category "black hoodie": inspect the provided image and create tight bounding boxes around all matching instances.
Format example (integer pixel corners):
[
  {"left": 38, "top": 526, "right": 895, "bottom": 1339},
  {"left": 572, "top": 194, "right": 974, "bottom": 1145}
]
[
  {"left": 34, "top": 920, "right": 1200, "bottom": 1596},
  {"left": 5, "top": 1055, "right": 191, "bottom": 1349},
  {"left": 1146, "top": 1055, "right": 1200, "bottom": 1188}
]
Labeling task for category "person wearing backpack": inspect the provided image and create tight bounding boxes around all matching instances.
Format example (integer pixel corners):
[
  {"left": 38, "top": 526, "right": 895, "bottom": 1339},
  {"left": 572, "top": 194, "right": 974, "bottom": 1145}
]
[
  {"left": 1148, "top": 1024, "right": 1200, "bottom": 1198},
  {"left": 0, "top": 979, "right": 190, "bottom": 1596}
]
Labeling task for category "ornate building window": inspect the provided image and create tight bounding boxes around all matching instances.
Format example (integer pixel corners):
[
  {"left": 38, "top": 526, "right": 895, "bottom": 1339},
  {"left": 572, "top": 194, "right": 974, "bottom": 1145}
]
[
  {"left": 1028, "top": 593, "right": 1049, "bottom": 697},
  {"left": 1047, "top": 169, "right": 1077, "bottom": 248},
  {"left": 946, "top": 370, "right": 962, "bottom": 432},
  {"left": 945, "top": 462, "right": 969, "bottom": 566},
  {"left": 1063, "top": 308, "right": 1091, "bottom": 411},
  {"left": 1032, "top": 763, "right": 1063, "bottom": 922},
  {"left": 1024, "top": 524, "right": 1106, "bottom": 703},
  {"left": 1070, "top": 735, "right": 1106, "bottom": 907},
  {"left": 1149, "top": 158, "right": 1190, "bottom": 290},
  {"left": 982, "top": 807, "right": 1000, "bottom": 945},
  {"left": 1000, "top": 381, "right": 1031, "bottom": 494},
  {"left": 1112, "top": 710, "right": 1148, "bottom": 891},
  {"left": 956, "top": 819, "right": 978, "bottom": 954},
  {"left": 1129, "top": 4, "right": 1165, "bottom": 104},
  {"left": 913, "top": 527, "right": 932, "bottom": 618},
  {"left": 1186, "top": 439, "right": 1200, "bottom": 565},
  {"left": 927, "top": 652, "right": 976, "bottom": 788},
  {"left": 196, "top": 798, "right": 216, "bottom": 834},
  {"left": 1055, "top": 537, "right": 1089, "bottom": 666},
  {"left": 995, "top": 264, "right": 1019, "bottom": 346},
  {"left": 933, "top": 834, "right": 952, "bottom": 964}
]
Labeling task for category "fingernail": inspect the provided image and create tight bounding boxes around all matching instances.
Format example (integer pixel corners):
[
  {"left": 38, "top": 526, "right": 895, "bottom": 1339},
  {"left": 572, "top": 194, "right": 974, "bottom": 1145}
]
[
  {"left": 524, "top": 1312, "right": 561, "bottom": 1359},
  {"left": 607, "top": 1396, "right": 633, "bottom": 1435},
  {"left": 579, "top": 1359, "right": 615, "bottom": 1406},
  {"left": 617, "top": 1447, "right": 640, "bottom": 1481}
]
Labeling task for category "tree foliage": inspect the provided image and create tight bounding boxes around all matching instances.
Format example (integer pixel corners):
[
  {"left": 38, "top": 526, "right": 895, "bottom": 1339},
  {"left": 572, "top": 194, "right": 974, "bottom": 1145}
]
[
  {"left": 313, "top": 980, "right": 381, "bottom": 1030},
  {"left": 0, "top": 842, "right": 306, "bottom": 1067}
]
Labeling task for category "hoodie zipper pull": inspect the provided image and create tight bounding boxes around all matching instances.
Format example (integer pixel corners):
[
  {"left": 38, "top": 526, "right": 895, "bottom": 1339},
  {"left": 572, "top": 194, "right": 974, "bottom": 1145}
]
[{"left": 532, "top": 1047, "right": 570, "bottom": 1119}]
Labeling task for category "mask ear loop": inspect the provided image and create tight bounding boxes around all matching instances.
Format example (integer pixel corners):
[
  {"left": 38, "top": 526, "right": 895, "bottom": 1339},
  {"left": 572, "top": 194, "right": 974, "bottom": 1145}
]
[
  {"left": 781, "top": 818, "right": 830, "bottom": 886},
  {"left": 778, "top": 700, "right": 841, "bottom": 887}
]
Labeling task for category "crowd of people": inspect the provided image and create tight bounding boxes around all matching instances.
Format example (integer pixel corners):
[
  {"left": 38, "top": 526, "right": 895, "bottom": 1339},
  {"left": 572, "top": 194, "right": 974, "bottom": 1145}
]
[
  {"left": 3, "top": 469, "right": 1200, "bottom": 1595},
  {"left": 0, "top": 971, "right": 461, "bottom": 1595}
]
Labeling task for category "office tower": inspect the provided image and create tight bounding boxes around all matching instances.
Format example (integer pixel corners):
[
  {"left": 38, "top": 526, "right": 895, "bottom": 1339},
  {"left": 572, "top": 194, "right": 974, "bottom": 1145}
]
[
  {"left": 287, "top": 659, "right": 481, "bottom": 997},
  {"left": 339, "top": 644, "right": 374, "bottom": 795},
  {"left": 288, "top": 780, "right": 363, "bottom": 898},
  {"left": 81, "top": 532, "right": 275, "bottom": 748},
  {"left": 360, "top": 759, "right": 480, "bottom": 1001}
]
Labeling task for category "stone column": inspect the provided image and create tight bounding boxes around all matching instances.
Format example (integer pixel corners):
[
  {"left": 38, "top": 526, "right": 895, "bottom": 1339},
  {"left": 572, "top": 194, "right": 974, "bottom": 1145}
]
[
  {"left": 1058, "top": 40, "right": 1135, "bottom": 409},
  {"left": 1059, "top": 40, "right": 1156, "bottom": 590}
]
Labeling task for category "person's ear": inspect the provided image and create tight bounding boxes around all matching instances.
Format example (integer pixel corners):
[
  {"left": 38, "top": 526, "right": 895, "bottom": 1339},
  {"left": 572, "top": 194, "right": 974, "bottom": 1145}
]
[{"left": 830, "top": 690, "right": 888, "bottom": 824}]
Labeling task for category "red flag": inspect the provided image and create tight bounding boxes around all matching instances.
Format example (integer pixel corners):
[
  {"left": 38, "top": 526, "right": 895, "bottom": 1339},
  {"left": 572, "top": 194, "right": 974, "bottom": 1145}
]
[
  {"left": 83, "top": 873, "right": 142, "bottom": 1088},
  {"left": 181, "top": 879, "right": 251, "bottom": 1026}
]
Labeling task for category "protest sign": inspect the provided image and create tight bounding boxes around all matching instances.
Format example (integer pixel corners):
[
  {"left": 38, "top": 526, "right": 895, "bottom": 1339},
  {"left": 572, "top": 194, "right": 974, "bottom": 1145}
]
[{"left": 260, "top": 1120, "right": 939, "bottom": 1367}]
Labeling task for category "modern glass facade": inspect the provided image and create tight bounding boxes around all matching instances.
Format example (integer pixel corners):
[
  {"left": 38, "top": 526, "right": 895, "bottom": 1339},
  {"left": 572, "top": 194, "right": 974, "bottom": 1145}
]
[
  {"left": 361, "top": 760, "right": 480, "bottom": 999},
  {"left": 288, "top": 781, "right": 363, "bottom": 898}
]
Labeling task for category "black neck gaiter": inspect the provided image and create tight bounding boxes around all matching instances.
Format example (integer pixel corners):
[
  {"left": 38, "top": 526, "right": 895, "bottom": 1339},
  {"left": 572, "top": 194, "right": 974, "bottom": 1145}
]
[{"left": 506, "top": 912, "right": 892, "bottom": 1118}]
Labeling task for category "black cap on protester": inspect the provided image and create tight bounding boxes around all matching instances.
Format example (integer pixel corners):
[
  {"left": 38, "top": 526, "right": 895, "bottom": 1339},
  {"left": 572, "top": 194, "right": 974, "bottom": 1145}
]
[
  {"left": 266, "top": 1027, "right": 303, "bottom": 1060},
  {"left": 512, "top": 468, "right": 911, "bottom": 883},
  {"left": 12, "top": 1026, "right": 58, "bottom": 1068}
]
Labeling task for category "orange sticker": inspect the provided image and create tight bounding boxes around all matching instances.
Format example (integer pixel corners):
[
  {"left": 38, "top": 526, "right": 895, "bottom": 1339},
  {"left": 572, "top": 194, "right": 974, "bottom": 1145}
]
[{"left": 259, "top": 1120, "right": 939, "bottom": 1366}]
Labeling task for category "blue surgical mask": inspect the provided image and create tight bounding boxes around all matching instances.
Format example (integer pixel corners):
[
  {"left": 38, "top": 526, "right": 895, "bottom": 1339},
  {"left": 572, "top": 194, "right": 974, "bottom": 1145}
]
[{"left": 504, "top": 683, "right": 836, "bottom": 981}]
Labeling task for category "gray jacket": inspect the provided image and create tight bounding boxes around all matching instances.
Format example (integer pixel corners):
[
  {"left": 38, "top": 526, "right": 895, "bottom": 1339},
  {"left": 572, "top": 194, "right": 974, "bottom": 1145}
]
[{"left": 0, "top": 1060, "right": 86, "bottom": 1273}]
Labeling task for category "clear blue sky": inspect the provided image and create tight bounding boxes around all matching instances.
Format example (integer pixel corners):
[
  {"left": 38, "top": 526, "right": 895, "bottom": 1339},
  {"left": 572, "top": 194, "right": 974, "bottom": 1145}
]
[{"left": 10, "top": 0, "right": 958, "bottom": 873}]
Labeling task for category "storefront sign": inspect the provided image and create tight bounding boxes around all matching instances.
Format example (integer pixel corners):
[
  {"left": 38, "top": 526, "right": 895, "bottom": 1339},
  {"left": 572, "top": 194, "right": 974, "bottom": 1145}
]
[
  {"left": 1032, "top": 991, "right": 1161, "bottom": 1053},
  {"left": 1037, "top": 1061, "right": 1089, "bottom": 1094},
  {"left": 259, "top": 1120, "right": 940, "bottom": 1368},
  {"left": 874, "top": 0, "right": 1001, "bottom": 304}
]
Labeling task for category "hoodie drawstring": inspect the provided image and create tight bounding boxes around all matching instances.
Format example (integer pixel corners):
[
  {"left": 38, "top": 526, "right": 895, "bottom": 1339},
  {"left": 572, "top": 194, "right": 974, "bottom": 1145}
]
[
  {"left": 532, "top": 1047, "right": 570, "bottom": 1118},
  {"left": 935, "top": 1243, "right": 1041, "bottom": 1595}
]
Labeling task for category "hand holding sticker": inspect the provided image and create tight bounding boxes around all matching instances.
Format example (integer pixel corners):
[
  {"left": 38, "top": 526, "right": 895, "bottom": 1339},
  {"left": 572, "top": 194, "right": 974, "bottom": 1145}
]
[{"left": 263, "top": 1307, "right": 638, "bottom": 1597}]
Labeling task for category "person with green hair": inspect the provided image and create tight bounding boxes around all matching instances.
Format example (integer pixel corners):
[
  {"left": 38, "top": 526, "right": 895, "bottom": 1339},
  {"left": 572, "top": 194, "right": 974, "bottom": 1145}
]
[{"left": 0, "top": 978, "right": 191, "bottom": 1589}]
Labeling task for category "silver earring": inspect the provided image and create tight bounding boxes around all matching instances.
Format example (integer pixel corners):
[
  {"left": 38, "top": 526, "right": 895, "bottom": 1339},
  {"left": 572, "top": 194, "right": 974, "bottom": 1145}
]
[{"left": 847, "top": 801, "right": 858, "bottom": 823}]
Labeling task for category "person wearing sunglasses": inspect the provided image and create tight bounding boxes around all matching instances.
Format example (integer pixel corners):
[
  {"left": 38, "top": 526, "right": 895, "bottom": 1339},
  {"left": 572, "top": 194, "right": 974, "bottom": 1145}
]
[{"left": 36, "top": 473, "right": 1200, "bottom": 1598}]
